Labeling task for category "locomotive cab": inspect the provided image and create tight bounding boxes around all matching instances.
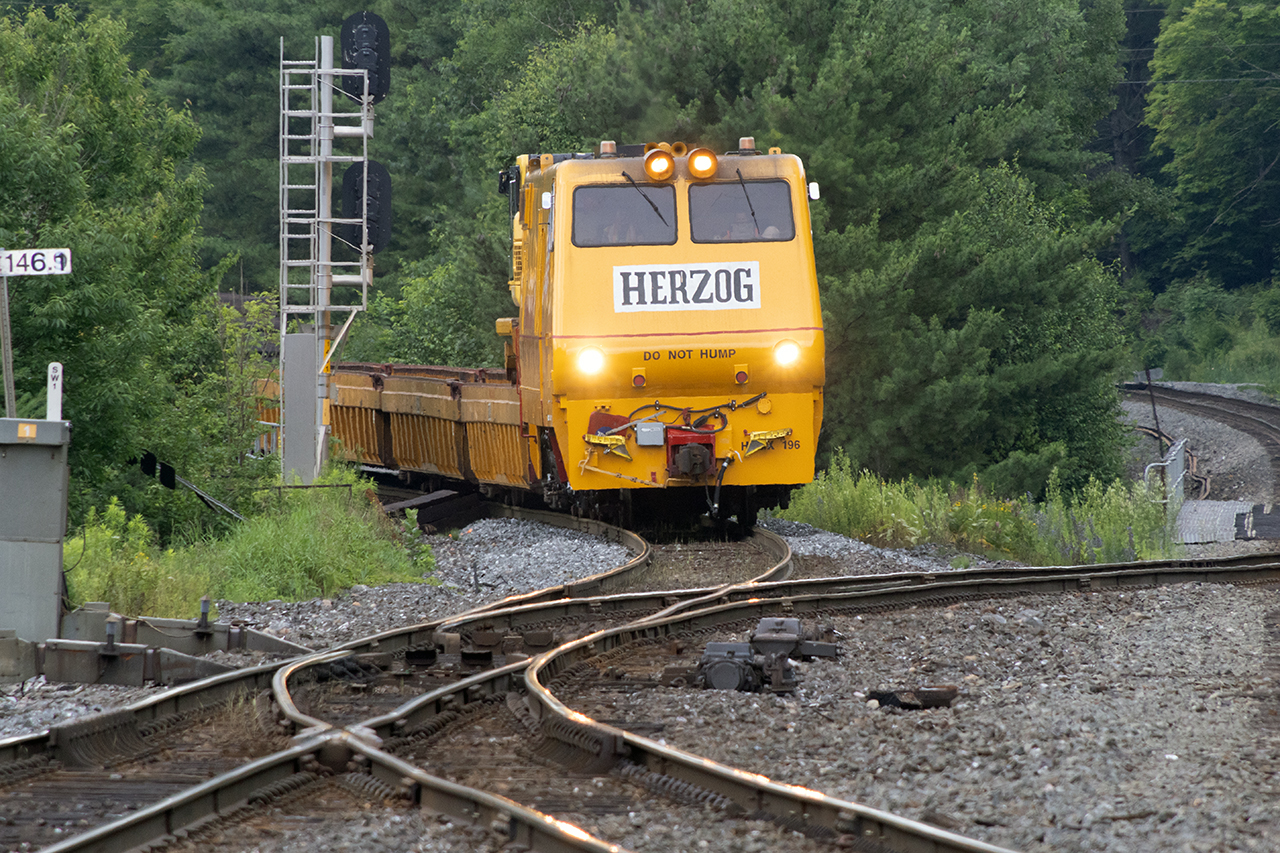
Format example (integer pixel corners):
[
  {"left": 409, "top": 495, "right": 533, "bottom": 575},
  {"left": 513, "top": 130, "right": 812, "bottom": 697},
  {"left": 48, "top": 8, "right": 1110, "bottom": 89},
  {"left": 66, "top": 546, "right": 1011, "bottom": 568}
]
[{"left": 500, "top": 139, "right": 825, "bottom": 524}]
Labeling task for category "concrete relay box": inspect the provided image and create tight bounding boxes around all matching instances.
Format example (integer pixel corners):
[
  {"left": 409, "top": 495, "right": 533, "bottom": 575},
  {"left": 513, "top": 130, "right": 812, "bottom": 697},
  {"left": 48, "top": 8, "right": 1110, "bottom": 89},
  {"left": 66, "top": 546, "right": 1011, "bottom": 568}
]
[{"left": 0, "top": 418, "right": 71, "bottom": 644}]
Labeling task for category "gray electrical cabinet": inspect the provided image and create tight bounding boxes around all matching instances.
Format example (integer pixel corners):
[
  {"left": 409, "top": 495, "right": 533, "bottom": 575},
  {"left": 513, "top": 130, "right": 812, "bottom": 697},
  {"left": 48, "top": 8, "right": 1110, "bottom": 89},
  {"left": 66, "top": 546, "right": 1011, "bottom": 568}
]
[{"left": 0, "top": 418, "right": 70, "bottom": 643}]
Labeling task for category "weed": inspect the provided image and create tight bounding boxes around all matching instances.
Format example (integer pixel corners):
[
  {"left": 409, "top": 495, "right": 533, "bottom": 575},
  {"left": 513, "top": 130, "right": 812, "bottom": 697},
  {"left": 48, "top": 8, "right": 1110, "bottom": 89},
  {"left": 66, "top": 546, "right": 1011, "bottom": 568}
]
[
  {"left": 780, "top": 451, "right": 1177, "bottom": 565},
  {"left": 64, "top": 467, "right": 432, "bottom": 617}
]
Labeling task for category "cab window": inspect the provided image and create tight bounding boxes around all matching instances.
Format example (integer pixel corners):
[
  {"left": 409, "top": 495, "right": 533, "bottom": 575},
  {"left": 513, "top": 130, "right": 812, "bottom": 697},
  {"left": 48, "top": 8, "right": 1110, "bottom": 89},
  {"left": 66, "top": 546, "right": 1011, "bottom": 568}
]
[
  {"left": 689, "top": 180, "right": 794, "bottom": 243},
  {"left": 572, "top": 185, "right": 677, "bottom": 247}
]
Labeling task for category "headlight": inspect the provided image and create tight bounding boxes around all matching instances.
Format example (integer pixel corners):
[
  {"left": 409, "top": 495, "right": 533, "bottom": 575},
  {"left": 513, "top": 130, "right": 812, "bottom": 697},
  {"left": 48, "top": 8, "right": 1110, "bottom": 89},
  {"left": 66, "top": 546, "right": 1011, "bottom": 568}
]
[
  {"left": 687, "top": 147, "right": 718, "bottom": 179},
  {"left": 577, "top": 346, "right": 605, "bottom": 374},
  {"left": 644, "top": 149, "right": 675, "bottom": 181},
  {"left": 774, "top": 340, "right": 800, "bottom": 366}
]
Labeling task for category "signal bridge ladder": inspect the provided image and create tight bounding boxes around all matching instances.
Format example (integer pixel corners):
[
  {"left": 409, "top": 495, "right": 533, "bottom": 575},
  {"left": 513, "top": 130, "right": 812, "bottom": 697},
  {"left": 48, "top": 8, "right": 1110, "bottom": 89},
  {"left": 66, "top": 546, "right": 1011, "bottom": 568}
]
[{"left": 279, "top": 40, "right": 376, "bottom": 341}]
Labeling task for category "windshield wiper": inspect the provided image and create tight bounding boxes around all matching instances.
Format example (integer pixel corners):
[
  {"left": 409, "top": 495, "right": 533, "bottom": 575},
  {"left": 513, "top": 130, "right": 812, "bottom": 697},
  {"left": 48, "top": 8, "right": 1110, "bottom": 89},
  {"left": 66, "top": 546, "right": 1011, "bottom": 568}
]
[
  {"left": 621, "top": 171, "right": 668, "bottom": 226},
  {"left": 735, "top": 169, "right": 760, "bottom": 235}
]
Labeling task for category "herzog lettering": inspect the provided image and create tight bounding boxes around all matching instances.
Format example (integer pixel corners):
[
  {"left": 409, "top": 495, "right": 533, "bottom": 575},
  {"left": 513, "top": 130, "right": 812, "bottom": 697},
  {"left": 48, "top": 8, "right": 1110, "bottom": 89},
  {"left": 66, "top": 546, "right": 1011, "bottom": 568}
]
[{"left": 615, "top": 262, "right": 760, "bottom": 312}]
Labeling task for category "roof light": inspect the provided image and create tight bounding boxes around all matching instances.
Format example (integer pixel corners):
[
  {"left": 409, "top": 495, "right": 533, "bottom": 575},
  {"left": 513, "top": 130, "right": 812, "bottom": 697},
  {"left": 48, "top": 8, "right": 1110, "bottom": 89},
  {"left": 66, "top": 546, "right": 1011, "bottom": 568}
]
[
  {"left": 644, "top": 148, "right": 675, "bottom": 181},
  {"left": 577, "top": 346, "right": 605, "bottom": 375},
  {"left": 688, "top": 147, "right": 718, "bottom": 179},
  {"left": 738, "top": 136, "right": 756, "bottom": 151},
  {"left": 599, "top": 140, "right": 617, "bottom": 156},
  {"left": 774, "top": 340, "right": 800, "bottom": 366}
]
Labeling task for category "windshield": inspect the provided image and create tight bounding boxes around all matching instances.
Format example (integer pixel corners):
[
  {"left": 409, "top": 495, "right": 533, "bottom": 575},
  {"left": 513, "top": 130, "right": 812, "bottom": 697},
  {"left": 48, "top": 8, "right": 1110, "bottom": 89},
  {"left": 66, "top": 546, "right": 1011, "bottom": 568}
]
[
  {"left": 572, "top": 185, "right": 677, "bottom": 247},
  {"left": 689, "top": 180, "right": 794, "bottom": 243}
]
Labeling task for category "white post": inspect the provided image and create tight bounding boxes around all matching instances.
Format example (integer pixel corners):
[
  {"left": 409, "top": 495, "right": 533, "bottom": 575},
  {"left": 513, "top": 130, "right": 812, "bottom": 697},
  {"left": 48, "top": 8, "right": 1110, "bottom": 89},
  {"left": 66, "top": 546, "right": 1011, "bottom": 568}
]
[
  {"left": 46, "top": 362, "right": 63, "bottom": 422},
  {"left": 315, "top": 35, "right": 335, "bottom": 482},
  {"left": 0, "top": 256, "right": 14, "bottom": 419}
]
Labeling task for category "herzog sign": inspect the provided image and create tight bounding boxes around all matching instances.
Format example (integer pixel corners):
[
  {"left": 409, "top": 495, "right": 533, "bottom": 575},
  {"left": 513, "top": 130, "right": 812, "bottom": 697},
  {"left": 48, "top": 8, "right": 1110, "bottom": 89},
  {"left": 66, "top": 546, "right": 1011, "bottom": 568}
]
[{"left": 613, "top": 262, "right": 760, "bottom": 312}]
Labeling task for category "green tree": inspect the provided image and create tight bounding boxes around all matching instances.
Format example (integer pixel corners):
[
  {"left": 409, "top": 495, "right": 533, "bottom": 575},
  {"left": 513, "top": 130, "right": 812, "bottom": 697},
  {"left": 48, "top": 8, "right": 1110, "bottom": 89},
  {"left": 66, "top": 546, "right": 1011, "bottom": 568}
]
[
  {"left": 103, "top": 0, "right": 354, "bottom": 291},
  {"left": 463, "top": 0, "right": 1130, "bottom": 492},
  {"left": 54, "top": 0, "right": 1137, "bottom": 498},
  {"left": 1144, "top": 0, "right": 1280, "bottom": 288},
  {"left": 133, "top": 292, "right": 280, "bottom": 541},
  {"left": 819, "top": 166, "right": 1127, "bottom": 493},
  {"left": 0, "top": 8, "right": 209, "bottom": 510}
]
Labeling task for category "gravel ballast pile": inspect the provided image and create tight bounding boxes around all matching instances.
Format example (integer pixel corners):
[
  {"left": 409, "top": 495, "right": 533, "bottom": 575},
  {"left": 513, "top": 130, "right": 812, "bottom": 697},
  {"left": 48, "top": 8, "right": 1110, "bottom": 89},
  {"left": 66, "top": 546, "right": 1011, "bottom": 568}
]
[
  {"left": 0, "top": 680, "right": 160, "bottom": 740},
  {"left": 212, "top": 517, "right": 632, "bottom": 647},
  {"left": 578, "top": 582, "right": 1280, "bottom": 853},
  {"left": 1122, "top": 388, "right": 1273, "bottom": 505}
]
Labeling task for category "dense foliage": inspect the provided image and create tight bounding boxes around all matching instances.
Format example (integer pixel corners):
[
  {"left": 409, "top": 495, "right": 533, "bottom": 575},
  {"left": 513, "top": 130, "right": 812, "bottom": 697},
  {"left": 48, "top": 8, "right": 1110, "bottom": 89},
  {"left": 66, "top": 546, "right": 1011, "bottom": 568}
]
[
  {"left": 779, "top": 452, "right": 1176, "bottom": 566},
  {"left": 368, "top": 0, "right": 1137, "bottom": 493},
  {"left": 1143, "top": 1, "right": 1280, "bottom": 290},
  {"left": 0, "top": 8, "right": 288, "bottom": 537},
  {"left": 4, "top": 0, "right": 1277, "bottom": 535},
  {"left": 63, "top": 468, "right": 430, "bottom": 617}
]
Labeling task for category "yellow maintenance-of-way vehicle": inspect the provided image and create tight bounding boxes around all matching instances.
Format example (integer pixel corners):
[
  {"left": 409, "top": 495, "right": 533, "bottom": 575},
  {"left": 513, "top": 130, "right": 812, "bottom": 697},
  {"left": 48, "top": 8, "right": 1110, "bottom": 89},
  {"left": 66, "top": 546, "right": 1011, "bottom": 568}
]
[{"left": 330, "top": 138, "right": 824, "bottom": 527}]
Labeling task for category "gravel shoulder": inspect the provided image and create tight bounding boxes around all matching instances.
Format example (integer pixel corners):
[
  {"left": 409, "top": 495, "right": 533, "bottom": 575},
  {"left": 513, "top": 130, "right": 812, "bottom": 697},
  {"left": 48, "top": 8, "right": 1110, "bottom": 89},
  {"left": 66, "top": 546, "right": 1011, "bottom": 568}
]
[
  {"left": 4, "top": 383, "right": 1279, "bottom": 852},
  {"left": 1121, "top": 395, "right": 1273, "bottom": 505},
  {"left": 576, "top": 582, "right": 1280, "bottom": 853}
]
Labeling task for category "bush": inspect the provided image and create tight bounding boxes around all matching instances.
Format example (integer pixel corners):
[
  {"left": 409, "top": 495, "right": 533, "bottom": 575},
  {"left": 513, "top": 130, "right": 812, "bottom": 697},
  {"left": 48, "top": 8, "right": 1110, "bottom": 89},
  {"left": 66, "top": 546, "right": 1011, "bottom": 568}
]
[
  {"left": 779, "top": 451, "right": 1177, "bottom": 565},
  {"left": 63, "top": 498, "right": 207, "bottom": 618},
  {"left": 1031, "top": 469, "right": 1173, "bottom": 564},
  {"left": 63, "top": 468, "right": 431, "bottom": 617},
  {"left": 212, "top": 469, "right": 427, "bottom": 602}
]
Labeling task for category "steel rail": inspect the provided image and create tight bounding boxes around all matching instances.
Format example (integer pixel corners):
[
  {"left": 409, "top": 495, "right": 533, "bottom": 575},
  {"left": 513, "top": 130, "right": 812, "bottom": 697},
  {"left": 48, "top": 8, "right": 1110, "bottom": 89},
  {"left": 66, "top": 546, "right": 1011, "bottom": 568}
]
[
  {"left": 225, "top": 504, "right": 649, "bottom": 735},
  {"left": 520, "top": 556, "right": 1280, "bottom": 853},
  {"left": 424, "top": 545, "right": 1280, "bottom": 648},
  {"left": 357, "top": 658, "right": 531, "bottom": 742},
  {"left": 13, "top": 506, "right": 1276, "bottom": 852},
  {"left": 1122, "top": 383, "right": 1280, "bottom": 493},
  {"left": 271, "top": 647, "right": 362, "bottom": 736},
  {"left": 33, "top": 729, "right": 630, "bottom": 853},
  {"left": 433, "top": 526, "right": 791, "bottom": 637},
  {"left": 306, "top": 505, "right": 651, "bottom": 662},
  {"left": 0, "top": 504, "right": 649, "bottom": 853},
  {"left": 1123, "top": 384, "right": 1280, "bottom": 430},
  {"left": 305, "top": 529, "right": 792, "bottom": 746},
  {"left": 0, "top": 659, "right": 283, "bottom": 766}
]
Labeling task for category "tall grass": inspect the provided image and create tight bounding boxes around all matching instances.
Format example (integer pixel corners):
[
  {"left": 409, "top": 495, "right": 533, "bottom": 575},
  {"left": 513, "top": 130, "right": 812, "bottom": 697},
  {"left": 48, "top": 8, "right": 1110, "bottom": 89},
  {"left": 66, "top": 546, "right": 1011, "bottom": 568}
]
[
  {"left": 1171, "top": 319, "right": 1280, "bottom": 395},
  {"left": 779, "top": 452, "right": 1176, "bottom": 565},
  {"left": 61, "top": 499, "right": 210, "bottom": 617},
  {"left": 64, "top": 469, "right": 430, "bottom": 618}
]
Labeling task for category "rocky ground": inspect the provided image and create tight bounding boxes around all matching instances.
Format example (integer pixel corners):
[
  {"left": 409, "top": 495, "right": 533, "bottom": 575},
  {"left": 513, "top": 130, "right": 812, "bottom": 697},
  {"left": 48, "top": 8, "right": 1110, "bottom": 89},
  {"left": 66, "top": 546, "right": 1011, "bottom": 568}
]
[
  {"left": 1121, "top": 382, "right": 1275, "bottom": 505},
  {"left": 3, "top": 384, "right": 1279, "bottom": 852},
  {"left": 571, "top": 580, "right": 1280, "bottom": 853}
]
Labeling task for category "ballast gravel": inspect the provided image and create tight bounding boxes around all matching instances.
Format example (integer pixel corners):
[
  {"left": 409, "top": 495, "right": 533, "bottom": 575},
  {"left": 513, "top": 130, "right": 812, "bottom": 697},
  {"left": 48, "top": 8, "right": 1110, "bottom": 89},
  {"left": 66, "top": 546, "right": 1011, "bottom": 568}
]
[
  {"left": 1121, "top": 394, "right": 1273, "bottom": 505},
  {"left": 571, "top": 582, "right": 1280, "bottom": 853},
  {"left": 212, "top": 517, "right": 632, "bottom": 647},
  {"left": 3, "top": 383, "right": 1279, "bottom": 853},
  {"left": 2, "top": 518, "right": 631, "bottom": 741}
]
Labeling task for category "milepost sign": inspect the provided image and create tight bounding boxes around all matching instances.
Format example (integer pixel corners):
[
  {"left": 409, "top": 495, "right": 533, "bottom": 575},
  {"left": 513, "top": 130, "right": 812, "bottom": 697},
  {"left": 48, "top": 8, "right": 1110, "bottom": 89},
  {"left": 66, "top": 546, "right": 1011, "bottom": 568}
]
[{"left": 1, "top": 248, "right": 73, "bottom": 418}]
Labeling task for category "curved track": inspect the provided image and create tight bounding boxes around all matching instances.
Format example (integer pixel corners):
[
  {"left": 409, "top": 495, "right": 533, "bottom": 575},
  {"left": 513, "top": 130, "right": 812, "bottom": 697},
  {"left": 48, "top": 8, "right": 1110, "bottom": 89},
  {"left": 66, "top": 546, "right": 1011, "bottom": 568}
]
[
  {"left": 5, "top": 504, "right": 1280, "bottom": 853},
  {"left": 1123, "top": 383, "right": 1280, "bottom": 500}
]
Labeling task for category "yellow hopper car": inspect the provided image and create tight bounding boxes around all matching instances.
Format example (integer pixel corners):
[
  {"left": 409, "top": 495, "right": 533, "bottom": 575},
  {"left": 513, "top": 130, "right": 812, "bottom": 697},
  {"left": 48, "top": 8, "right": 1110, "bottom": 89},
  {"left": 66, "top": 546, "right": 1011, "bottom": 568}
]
[{"left": 331, "top": 138, "right": 824, "bottom": 527}]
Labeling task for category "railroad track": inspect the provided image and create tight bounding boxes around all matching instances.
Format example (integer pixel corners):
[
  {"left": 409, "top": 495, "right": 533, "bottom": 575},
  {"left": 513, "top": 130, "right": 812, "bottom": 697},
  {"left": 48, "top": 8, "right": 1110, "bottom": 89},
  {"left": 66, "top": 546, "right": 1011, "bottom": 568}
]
[
  {"left": 5, "top": 504, "right": 1280, "bottom": 852},
  {"left": 1123, "top": 383, "right": 1280, "bottom": 501}
]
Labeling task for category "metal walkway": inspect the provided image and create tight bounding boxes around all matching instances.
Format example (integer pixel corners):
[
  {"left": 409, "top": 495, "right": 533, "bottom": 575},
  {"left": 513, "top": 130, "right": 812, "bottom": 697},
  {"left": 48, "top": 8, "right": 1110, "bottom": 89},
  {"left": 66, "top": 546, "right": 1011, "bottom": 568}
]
[
  {"left": 1176, "top": 500, "right": 1277, "bottom": 543},
  {"left": 1175, "top": 500, "right": 1253, "bottom": 544}
]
